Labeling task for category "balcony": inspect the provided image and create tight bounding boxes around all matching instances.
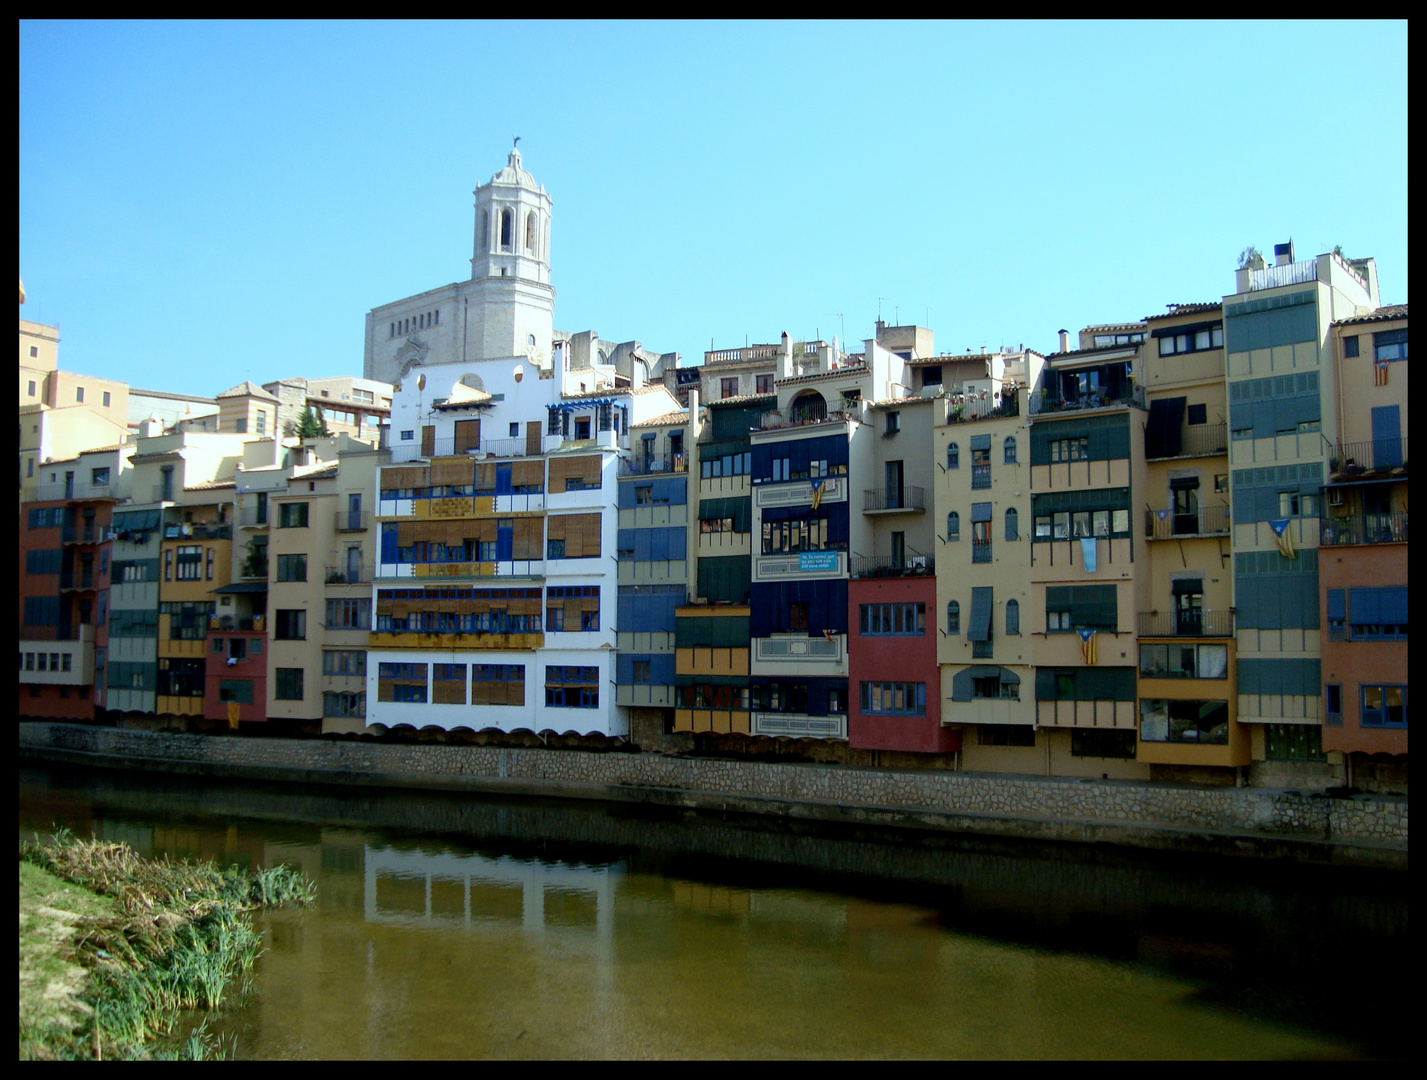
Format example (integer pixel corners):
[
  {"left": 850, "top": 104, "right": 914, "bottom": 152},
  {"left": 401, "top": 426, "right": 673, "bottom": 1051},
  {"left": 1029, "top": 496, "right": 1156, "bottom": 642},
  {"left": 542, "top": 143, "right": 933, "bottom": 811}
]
[
  {"left": 863, "top": 486, "right": 925, "bottom": 513},
  {"left": 335, "top": 511, "right": 370, "bottom": 532},
  {"left": 238, "top": 507, "right": 270, "bottom": 529},
  {"left": 849, "top": 551, "right": 934, "bottom": 579},
  {"left": 163, "top": 522, "right": 232, "bottom": 540},
  {"left": 423, "top": 435, "right": 538, "bottom": 460},
  {"left": 59, "top": 569, "right": 97, "bottom": 591},
  {"left": 209, "top": 616, "right": 265, "bottom": 632},
  {"left": 1247, "top": 260, "right": 1318, "bottom": 291},
  {"left": 945, "top": 395, "right": 1019, "bottom": 424},
  {"left": 1329, "top": 438, "right": 1407, "bottom": 481},
  {"left": 619, "top": 451, "right": 689, "bottom": 477},
  {"left": 754, "top": 409, "right": 856, "bottom": 433},
  {"left": 60, "top": 523, "right": 104, "bottom": 544},
  {"left": 1031, "top": 383, "right": 1147, "bottom": 415},
  {"left": 1144, "top": 505, "right": 1230, "bottom": 540},
  {"left": 1137, "top": 610, "right": 1234, "bottom": 638},
  {"left": 325, "top": 564, "right": 373, "bottom": 585},
  {"left": 971, "top": 542, "right": 992, "bottom": 564},
  {"left": 970, "top": 463, "right": 991, "bottom": 490},
  {"left": 1146, "top": 423, "right": 1228, "bottom": 461},
  {"left": 1319, "top": 512, "right": 1408, "bottom": 547}
]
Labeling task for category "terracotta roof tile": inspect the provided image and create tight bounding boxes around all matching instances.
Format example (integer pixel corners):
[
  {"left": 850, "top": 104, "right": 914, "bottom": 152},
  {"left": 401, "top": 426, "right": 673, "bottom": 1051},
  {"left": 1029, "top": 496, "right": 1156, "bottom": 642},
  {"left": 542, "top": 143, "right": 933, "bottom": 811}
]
[
  {"left": 631, "top": 410, "right": 689, "bottom": 429},
  {"left": 1336, "top": 303, "right": 1408, "bottom": 326},
  {"left": 706, "top": 392, "right": 776, "bottom": 407},
  {"left": 1144, "top": 303, "right": 1222, "bottom": 321}
]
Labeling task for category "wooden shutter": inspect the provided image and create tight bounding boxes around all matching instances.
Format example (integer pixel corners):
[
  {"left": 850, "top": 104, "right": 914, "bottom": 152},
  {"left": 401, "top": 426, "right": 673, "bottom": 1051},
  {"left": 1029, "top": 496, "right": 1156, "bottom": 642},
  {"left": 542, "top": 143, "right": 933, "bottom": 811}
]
[
  {"left": 513, "top": 517, "right": 543, "bottom": 559},
  {"left": 512, "top": 460, "right": 544, "bottom": 489},
  {"left": 546, "top": 515, "right": 568, "bottom": 541},
  {"left": 421, "top": 426, "right": 435, "bottom": 456},
  {"left": 431, "top": 458, "right": 473, "bottom": 486},
  {"left": 525, "top": 421, "right": 543, "bottom": 456},
  {"left": 382, "top": 466, "right": 428, "bottom": 491},
  {"left": 453, "top": 419, "right": 481, "bottom": 454}
]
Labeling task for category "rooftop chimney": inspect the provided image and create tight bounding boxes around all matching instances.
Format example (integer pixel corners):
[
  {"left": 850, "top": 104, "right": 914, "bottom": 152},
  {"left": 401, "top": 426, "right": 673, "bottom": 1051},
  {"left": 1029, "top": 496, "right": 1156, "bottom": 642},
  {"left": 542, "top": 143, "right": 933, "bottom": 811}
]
[
  {"left": 1274, "top": 240, "right": 1295, "bottom": 266},
  {"left": 1058, "top": 329, "right": 1070, "bottom": 354}
]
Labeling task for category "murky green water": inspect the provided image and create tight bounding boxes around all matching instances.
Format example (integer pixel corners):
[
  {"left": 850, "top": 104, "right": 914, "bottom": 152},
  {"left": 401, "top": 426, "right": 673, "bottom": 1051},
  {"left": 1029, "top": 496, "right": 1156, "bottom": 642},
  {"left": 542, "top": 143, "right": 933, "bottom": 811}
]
[{"left": 19, "top": 761, "right": 1406, "bottom": 1059}]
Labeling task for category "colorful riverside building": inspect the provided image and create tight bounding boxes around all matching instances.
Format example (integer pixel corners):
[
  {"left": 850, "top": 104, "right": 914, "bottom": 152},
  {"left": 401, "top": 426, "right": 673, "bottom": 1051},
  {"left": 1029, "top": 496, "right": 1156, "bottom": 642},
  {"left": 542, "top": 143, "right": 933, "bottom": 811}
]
[
  {"left": 1319, "top": 304, "right": 1408, "bottom": 788},
  {"left": 367, "top": 351, "right": 683, "bottom": 737},
  {"left": 1222, "top": 243, "right": 1384, "bottom": 786}
]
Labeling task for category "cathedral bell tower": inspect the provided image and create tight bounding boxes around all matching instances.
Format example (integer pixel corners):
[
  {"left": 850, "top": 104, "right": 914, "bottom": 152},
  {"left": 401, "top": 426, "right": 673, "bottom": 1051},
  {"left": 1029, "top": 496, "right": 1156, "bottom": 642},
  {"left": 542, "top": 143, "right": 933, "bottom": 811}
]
[{"left": 466, "top": 144, "right": 555, "bottom": 366}]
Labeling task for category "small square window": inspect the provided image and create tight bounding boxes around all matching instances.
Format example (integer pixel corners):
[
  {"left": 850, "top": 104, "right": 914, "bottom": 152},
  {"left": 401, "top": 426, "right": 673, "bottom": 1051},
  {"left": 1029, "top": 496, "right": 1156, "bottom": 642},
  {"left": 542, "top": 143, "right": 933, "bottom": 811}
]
[
  {"left": 510, "top": 423, "right": 519, "bottom": 437},
  {"left": 886, "top": 412, "right": 900, "bottom": 434},
  {"left": 1214, "top": 474, "right": 1228, "bottom": 493},
  {"left": 103, "top": 391, "right": 112, "bottom": 407},
  {"left": 400, "top": 430, "right": 414, "bottom": 441},
  {"left": 1342, "top": 336, "right": 1359, "bottom": 358},
  {"left": 1187, "top": 403, "right": 1207, "bottom": 425},
  {"left": 30, "top": 346, "right": 38, "bottom": 357}
]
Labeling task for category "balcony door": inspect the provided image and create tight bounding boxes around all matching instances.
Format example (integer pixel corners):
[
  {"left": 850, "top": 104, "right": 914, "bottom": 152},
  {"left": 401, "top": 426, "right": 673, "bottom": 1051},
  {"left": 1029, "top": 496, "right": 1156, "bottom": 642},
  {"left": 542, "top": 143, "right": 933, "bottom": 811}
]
[
  {"left": 1173, "top": 579, "right": 1204, "bottom": 636},
  {"left": 1371, "top": 405, "right": 1402, "bottom": 468},
  {"left": 1171, "top": 477, "right": 1199, "bottom": 536},
  {"left": 885, "top": 460, "right": 904, "bottom": 509}
]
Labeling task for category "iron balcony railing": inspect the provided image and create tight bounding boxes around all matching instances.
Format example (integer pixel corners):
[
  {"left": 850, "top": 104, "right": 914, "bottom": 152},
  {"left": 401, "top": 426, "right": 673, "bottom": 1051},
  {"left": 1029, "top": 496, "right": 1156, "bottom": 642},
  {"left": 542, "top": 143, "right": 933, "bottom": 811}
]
[
  {"left": 238, "top": 506, "right": 270, "bottom": 528},
  {"left": 1137, "top": 610, "right": 1234, "bottom": 638},
  {"left": 1329, "top": 437, "right": 1407, "bottom": 479},
  {"left": 1145, "top": 505, "right": 1231, "bottom": 539},
  {"left": 944, "top": 395, "right": 1019, "bottom": 423},
  {"left": 971, "top": 542, "right": 992, "bottom": 564},
  {"left": 618, "top": 450, "right": 689, "bottom": 477},
  {"left": 755, "top": 409, "right": 856, "bottom": 432},
  {"left": 334, "top": 511, "right": 370, "bottom": 532},
  {"left": 59, "top": 569, "right": 97, "bottom": 590},
  {"left": 423, "top": 435, "right": 541, "bottom": 459},
  {"left": 325, "top": 564, "right": 374, "bottom": 585},
  {"left": 863, "top": 486, "right": 925, "bottom": 512},
  {"left": 163, "top": 522, "right": 232, "bottom": 540},
  {"left": 208, "top": 616, "right": 263, "bottom": 632},
  {"left": 848, "top": 551, "right": 935, "bottom": 578},
  {"left": 1146, "top": 423, "right": 1228, "bottom": 461},
  {"left": 970, "top": 463, "right": 992, "bottom": 489},
  {"left": 60, "top": 523, "right": 103, "bottom": 544},
  {"left": 1319, "top": 512, "right": 1409, "bottom": 547}
]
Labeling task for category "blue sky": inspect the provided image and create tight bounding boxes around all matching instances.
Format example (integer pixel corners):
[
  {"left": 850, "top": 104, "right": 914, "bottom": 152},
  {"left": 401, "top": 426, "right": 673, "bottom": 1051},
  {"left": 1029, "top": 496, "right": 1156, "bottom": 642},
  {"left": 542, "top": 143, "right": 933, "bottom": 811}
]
[{"left": 20, "top": 20, "right": 1408, "bottom": 397}]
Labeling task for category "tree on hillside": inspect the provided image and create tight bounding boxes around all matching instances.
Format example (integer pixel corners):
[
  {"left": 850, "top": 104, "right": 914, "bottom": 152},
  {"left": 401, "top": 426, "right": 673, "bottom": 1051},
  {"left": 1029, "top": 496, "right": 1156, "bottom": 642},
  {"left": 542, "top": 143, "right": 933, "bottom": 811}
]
[{"left": 1237, "top": 245, "right": 1266, "bottom": 271}]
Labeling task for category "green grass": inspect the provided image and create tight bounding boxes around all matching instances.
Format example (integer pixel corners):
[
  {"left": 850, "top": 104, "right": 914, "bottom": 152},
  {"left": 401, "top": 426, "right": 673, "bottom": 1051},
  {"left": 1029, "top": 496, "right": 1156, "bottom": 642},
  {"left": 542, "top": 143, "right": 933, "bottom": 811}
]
[{"left": 18, "top": 828, "right": 315, "bottom": 1060}]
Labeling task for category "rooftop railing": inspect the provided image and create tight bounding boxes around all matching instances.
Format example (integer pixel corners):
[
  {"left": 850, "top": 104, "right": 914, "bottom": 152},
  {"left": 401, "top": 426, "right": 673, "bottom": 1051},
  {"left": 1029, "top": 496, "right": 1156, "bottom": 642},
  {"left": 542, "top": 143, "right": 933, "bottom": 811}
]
[
  {"left": 1319, "top": 512, "right": 1408, "bottom": 547},
  {"left": 1248, "top": 260, "right": 1318, "bottom": 290}
]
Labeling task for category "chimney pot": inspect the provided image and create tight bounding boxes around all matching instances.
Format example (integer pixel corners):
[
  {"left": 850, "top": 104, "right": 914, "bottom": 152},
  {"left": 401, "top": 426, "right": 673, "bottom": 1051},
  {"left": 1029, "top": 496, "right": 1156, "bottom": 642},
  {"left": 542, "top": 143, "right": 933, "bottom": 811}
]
[{"left": 1058, "top": 329, "right": 1070, "bottom": 353}]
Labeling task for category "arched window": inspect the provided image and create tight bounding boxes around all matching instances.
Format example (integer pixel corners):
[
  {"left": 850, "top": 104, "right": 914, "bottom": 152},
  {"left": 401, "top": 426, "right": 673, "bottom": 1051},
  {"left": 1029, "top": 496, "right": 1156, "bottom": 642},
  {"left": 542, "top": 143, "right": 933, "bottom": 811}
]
[
  {"left": 1005, "top": 507, "right": 1019, "bottom": 541},
  {"left": 500, "top": 208, "right": 513, "bottom": 250},
  {"left": 1006, "top": 599, "right": 1020, "bottom": 635},
  {"left": 947, "top": 601, "right": 960, "bottom": 635},
  {"left": 947, "top": 443, "right": 959, "bottom": 469},
  {"left": 946, "top": 511, "right": 960, "bottom": 540},
  {"left": 480, "top": 210, "right": 489, "bottom": 250},
  {"left": 1004, "top": 436, "right": 1017, "bottom": 464},
  {"left": 526, "top": 211, "right": 538, "bottom": 254}
]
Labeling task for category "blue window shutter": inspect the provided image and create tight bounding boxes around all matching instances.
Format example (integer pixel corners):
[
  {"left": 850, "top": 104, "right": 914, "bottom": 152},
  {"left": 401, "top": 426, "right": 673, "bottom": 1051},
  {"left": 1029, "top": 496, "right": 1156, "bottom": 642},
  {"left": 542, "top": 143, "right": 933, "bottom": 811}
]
[
  {"left": 1349, "top": 588, "right": 1380, "bottom": 625},
  {"left": 1327, "top": 590, "right": 1345, "bottom": 621},
  {"left": 969, "top": 587, "right": 994, "bottom": 642},
  {"left": 971, "top": 502, "right": 992, "bottom": 523},
  {"left": 1381, "top": 587, "right": 1408, "bottom": 625}
]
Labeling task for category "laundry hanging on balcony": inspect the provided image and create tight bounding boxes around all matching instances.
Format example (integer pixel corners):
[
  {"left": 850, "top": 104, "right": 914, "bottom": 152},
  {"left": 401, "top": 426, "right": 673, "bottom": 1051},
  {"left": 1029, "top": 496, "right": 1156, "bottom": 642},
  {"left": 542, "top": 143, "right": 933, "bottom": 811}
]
[{"left": 1080, "top": 536, "right": 1097, "bottom": 572}]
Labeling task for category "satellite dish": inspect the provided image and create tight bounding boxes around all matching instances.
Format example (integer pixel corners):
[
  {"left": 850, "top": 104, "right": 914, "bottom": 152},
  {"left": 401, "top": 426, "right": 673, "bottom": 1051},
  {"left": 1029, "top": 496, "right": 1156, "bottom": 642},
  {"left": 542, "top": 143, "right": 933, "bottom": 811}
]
[{"left": 417, "top": 374, "right": 426, "bottom": 391}]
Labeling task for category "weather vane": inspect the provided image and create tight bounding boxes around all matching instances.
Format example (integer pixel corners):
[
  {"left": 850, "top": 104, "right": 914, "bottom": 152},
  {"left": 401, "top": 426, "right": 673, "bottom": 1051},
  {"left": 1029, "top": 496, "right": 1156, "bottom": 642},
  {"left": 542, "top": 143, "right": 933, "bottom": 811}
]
[{"left": 514, "top": 135, "right": 521, "bottom": 148}]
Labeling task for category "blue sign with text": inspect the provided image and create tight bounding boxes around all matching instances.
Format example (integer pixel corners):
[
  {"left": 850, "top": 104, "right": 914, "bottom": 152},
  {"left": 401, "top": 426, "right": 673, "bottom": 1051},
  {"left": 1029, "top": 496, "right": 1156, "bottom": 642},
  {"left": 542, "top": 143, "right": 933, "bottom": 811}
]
[{"left": 798, "top": 551, "right": 840, "bottom": 573}]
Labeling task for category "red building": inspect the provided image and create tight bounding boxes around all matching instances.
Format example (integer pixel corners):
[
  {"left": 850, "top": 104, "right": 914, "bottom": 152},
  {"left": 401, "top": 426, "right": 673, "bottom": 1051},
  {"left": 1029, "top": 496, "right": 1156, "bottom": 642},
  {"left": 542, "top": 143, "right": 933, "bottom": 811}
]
[
  {"left": 847, "top": 575, "right": 959, "bottom": 753},
  {"left": 202, "top": 584, "right": 269, "bottom": 726}
]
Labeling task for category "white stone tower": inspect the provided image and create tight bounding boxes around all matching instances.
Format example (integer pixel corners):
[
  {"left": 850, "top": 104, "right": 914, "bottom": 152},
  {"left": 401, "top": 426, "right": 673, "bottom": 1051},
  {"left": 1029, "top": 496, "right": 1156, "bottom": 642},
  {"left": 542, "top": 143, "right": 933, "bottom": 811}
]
[{"left": 466, "top": 144, "right": 556, "bottom": 368}]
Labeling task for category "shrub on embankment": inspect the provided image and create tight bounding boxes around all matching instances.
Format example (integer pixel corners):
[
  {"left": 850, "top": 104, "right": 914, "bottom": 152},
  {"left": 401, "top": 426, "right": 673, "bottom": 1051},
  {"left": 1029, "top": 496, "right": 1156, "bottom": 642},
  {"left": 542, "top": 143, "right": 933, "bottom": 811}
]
[{"left": 18, "top": 828, "right": 314, "bottom": 1060}]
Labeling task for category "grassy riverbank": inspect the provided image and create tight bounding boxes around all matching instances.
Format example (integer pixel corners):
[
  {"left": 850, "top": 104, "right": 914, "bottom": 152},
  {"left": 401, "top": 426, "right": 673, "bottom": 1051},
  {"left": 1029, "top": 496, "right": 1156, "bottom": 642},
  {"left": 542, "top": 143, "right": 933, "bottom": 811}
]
[{"left": 18, "top": 830, "right": 313, "bottom": 1060}]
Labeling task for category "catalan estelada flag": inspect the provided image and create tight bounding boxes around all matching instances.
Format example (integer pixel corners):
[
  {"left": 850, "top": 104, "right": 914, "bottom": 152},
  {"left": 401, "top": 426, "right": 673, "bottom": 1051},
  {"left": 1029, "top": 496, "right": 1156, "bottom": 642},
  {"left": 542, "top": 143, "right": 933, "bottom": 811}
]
[
  {"left": 1375, "top": 360, "right": 1390, "bottom": 386},
  {"left": 1078, "top": 628, "right": 1097, "bottom": 665},
  {"left": 1269, "top": 517, "right": 1296, "bottom": 559},
  {"left": 810, "top": 478, "right": 825, "bottom": 509}
]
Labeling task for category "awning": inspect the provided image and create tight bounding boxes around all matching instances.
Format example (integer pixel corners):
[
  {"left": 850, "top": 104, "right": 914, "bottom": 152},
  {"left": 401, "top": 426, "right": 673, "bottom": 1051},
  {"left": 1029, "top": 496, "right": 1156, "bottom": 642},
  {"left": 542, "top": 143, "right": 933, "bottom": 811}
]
[
  {"left": 971, "top": 502, "right": 992, "bottom": 523},
  {"left": 969, "top": 434, "right": 991, "bottom": 451},
  {"left": 968, "top": 587, "right": 993, "bottom": 642},
  {"left": 1145, "top": 397, "right": 1185, "bottom": 457},
  {"left": 211, "top": 582, "right": 268, "bottom": 594},
  {"left": 1171, "top": 578, "right": 1203, "bottom": 595}
]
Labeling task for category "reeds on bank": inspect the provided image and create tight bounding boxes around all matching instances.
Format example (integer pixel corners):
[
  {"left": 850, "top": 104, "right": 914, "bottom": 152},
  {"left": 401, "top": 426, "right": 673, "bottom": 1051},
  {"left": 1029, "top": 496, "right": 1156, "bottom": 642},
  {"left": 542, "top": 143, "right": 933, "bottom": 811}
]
[{"left": 19, "top": 828, "right": 314, "bottom": 1060}]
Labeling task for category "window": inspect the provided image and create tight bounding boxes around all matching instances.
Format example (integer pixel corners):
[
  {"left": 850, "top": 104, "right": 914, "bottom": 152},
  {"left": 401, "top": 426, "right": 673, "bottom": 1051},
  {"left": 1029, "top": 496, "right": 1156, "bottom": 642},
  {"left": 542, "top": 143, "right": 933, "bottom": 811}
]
[
  {"left": 218, "top": 680, "right": 254, "bottom": 705},
  {"left": 946, "top": 601, "right": 960, "bottom": 635},
  {"left": 323, "top": 650, "right": 366, "bottom": 676},
  {"left": 30, "top": 346, "right": 38, "bottom": 358},
  {"left": 1342, "top": 335, "right": 1359, "bottom": 358},
  {"left": 722, "top": 378, "right": 738, "bottom": 399},
  {"left": 1138, "top": 643, "right": 1228, "bottom": 679},
  {"left": 235, "top": 418, "right": 248, "bottom": 434},
  {"left": 76, "top": 387, "right": 85, "bottom": 403},
  {"left": 323, "top": 692, "right": 366, "bottom": 719},
  {"left": 1279, "top": 491, "right": 1317, "bottom": 518},
  {"left": 580, "top": 609, "right": 600, "bottom": 631},
  {"left": 859, "top": 603, "right": 926, "bottom": 636},
  {"left": 757, "top": 374, "right": 774, "bottom": 394},
  {"left": 274, "top": 609, "right": 306, "bottom": 640},
  {"left": 174, "top": 545, "right": 202, "bottom": 581},
  {"left": 1050, "top": 437, "right": 1088, "bottom": 463},
  {"left": 886, "top": 412, "right": 900, "bottom": 434},
  {"left": 278, "top": 503, "right": 309, "bottom": 528},
  {"left": 400, "top": 430, "right": 414, "bottom": 441},
  {"left": 1185, "top": 403, "right": 1208, "bottom": 426},
  {"left": 471, "top": 664, "right": 525, "bottom": 706},
  {"left": 971, "top": 519, "right": 992, "bottom": 562},
  {"left": 1071, "top": 729, "right": 1136, "bottom": 758},
  {"left": 1139, "top": 699, "right": 1229, "bottom": 743},
  {"left": 546, "top": 539, "right": 565, "bottom": 559},
  {"left": 979, "top": 726, "right": 1035, "bottom": 747},
  {"left": 1046, "top": 584, "right": 1116, "bottom": 633},
  {"left": 789, "top": 603, "right": 809, "bottom": 630},
  {"left": 276, "top": 554, "right": 307, "bottom": 582},
  {"left": 1005, "top": 599, "right": 1020, "bottom": 636},
  {"left": 632, "top": 661, "right": 651, "bottom": 683},
  {"left": 92, "top": 467, "right": 110, "bottom": 486},
  {"left": 163, "top": 549, "right": 172, "bottom": 580},
  {"left": 1359, "top": 686, "right": 1407, "bottom": 728},
  {"left": 971, "top": 445, "right": 991, "bottom": 488},
  {"left": 1346, "top": 587, "right": 1408, "bottom": 640},
  {"left": 1002, "top": 436, "right": 1017, "bottom": 464},
  {"left": 545, "top": 665, "right": 599, "bottom": 708},
  {"left": 921, "top": 367, "right": 942, "bottom": 387},
  {"left": 1005, "top": 508, "right": 1018, "bottom": 541},
  {"left": 860, "top": 681, "right": 926, "bottom": 716},
  {"left": 1373, "top": 328, "right": 1407, "bottom": 362},
  {"left": 946, "top": 443, "right": 959, "bottom": 469},
  {"left": 275, "top": 668, "right": 304, "bottom": 701},
  {"left": 325, "top": 599, "right": 371, "bottom": 630},
  {"left": 1157, "top": 324, "right": 1223, "bottom": 356},
  {"left": 971, "top": 674, "right": 1019, "bottom": 700},
  {"left": 103, "top": 391, "right": 112, "bottom": 408},
  {"left": 946, "top": 512, "right": 959, "bottom": 541},
  {"left": 433, "top": 663, "right": 468, "bottom": 705},
  {"left": 1325, "top": 683, "right": 1343, "bottom": 726},
  {"left": 256, "top": 411, "right": 266, "bottom": 436}
]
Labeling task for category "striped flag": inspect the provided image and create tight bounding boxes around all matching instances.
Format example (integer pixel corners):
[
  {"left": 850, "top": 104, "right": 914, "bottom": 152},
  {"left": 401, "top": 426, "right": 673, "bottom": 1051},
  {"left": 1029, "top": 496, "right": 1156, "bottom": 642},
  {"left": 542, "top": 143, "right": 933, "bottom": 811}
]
[
  {"left": 810, "top": 478, "right": 825, "bottom": 509},
  {"left": 1078, "top": 628, "right": 1097, "bottom": 665},
  {"left": 1269, "top": 518, "right": 1296, "bottom": 560},
  {"left": 1375, "top": 360, "right": 1389, "bottom": 386}
]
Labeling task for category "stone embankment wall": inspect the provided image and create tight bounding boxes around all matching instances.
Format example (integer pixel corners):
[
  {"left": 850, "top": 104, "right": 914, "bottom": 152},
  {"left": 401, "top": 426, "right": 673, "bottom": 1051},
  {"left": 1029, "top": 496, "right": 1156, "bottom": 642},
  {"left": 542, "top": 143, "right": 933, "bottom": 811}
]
[{"left": 19, "top": 723, "right": 1407, "bottom": 867}]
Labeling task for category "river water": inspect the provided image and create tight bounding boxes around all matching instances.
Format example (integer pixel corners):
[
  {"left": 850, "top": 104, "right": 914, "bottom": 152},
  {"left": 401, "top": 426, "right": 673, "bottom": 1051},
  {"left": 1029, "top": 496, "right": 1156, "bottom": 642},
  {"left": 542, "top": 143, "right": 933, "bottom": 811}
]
[{"left": 18, "top": 760, "right": 1406, "bottom": 1060}]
